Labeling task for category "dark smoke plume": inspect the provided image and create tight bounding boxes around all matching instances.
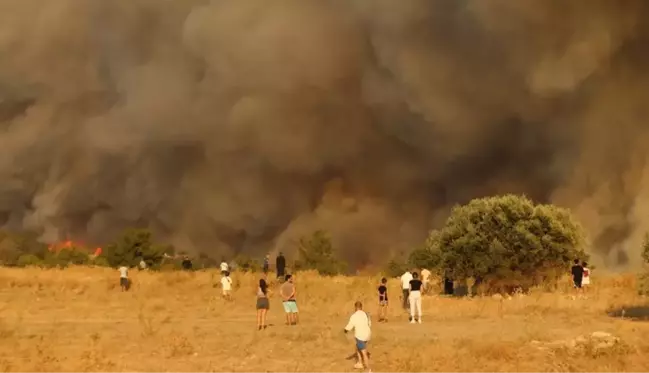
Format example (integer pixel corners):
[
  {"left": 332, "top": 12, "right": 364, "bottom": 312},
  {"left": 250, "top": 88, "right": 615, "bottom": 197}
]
[{"left": 1, "top": 0, "right": 649, "bottom": 268}]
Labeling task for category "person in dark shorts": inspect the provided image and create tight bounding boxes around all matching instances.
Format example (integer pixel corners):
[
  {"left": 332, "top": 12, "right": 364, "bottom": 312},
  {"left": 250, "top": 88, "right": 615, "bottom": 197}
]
[
  {"left": 256, "top": 279, "right": 270, "bottom": 330},
  {"left": 276, "top": 252, "right": 286, "bottom": 280},
  {"left": 378, "top": 277, "right": 388, "bottom": 322},
  {"left": 118, "top": 264, "right": 129, "bottom": 292},
  {"left": 571, "top": 259, "right": 584, "bottom": 290},
  {"left": 263, "top": 255, "right": 270, "bottom": 275}
]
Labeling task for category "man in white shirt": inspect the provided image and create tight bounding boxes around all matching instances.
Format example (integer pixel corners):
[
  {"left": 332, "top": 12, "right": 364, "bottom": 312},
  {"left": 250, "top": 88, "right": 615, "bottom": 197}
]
[
  {"left": 344, "top": 301, "right": 372, "bottom": 372},
  {"left": 400, "top": 270, "right": 413, "bottom": 310},
  {"left": 118, "top": 264, "right": 129, "bottom": 292},
  {"left": 220, "top": 259, "right": 229, "bottom": 276},
  {"left": 221, "top": 271, "right": 233, "bottom": 300}
]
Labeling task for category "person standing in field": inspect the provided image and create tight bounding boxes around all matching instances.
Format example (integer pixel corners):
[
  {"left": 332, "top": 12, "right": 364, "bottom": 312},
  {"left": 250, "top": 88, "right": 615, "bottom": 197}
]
[
  {"left": 409, "top": 272, "right": 423, "bottom": 323},
  {"left": 276, "top": 252, "right": 286, "bottom": 280},
  {"left": 263, "top": 254, "right": 270, "bottom": 275},
  {"left": 256, "top": 278, "right": 270, "bottom": 330},
  {"left": 118, "top": 264, "right": 129, "bottom": 292},
  {"left": 571, "top": 259, "right": 584, "bottom": 291},
  {"left": 420, "top": 268, "right": 431, "bottom": 294},
  {"left": 400, "top": 270, "right": 413, "bottom": 311},
  {"left": 280, "top": 274, "right": 299, "bottom": 325},
  {"left": 344, "top": 301, "right": 372, "bottom": 372},
  {"left": 377, "top": 277, "right": 388, "bottom": 322},
  {"left": 221, "top": 271, "right": 233, "bottom": 300},
  {"left": 581, "top": 261, "right": 591, "bottom": 291},
  {"left": 182, "top": 256, "right": 193, "bottom": 271},
  {"left": 220, "top": 258, "right": 229, "bottom": 276}
]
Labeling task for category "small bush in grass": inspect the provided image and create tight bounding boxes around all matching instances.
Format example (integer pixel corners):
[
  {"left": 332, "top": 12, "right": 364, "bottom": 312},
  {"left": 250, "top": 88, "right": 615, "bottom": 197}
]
[
  {"left": 384, "top": 257, "right": 409, "bottom": 278},
  {"left": 93, "top": 256, "right": 111, "bottom": 267},
  {"left": 234, "top": 255, "right": 260, "bottom": 272},
  {"left": 17, "top": 254, "right": 42, "bottom": 267}
]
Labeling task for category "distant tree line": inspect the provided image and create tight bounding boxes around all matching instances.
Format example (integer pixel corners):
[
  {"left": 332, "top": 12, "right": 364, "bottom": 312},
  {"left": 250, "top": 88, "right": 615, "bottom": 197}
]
[{"left": 7, "top": 194, "right": 649, "bottom": 295}]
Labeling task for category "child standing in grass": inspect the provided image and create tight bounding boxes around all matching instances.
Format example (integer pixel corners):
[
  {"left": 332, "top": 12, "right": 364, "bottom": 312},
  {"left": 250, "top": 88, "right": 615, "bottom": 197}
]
[
  {"left": 378, "top": 278, "right": 388, "bottom": 322},
  {"left": 221, "top": 271, "right": 233, "bottom": 300}
]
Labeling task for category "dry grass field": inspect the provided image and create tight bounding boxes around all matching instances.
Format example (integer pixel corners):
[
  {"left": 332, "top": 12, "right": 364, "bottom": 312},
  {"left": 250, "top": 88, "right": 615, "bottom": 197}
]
[{"left": 1, "top": 267, "right": 649, "bottom": 372}]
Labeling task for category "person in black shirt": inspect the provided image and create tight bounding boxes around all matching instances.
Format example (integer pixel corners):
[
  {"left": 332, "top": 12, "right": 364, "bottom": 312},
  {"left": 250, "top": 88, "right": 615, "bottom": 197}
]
[
  {"left": 571, "top": 259, "right": 584, "bottom": 289},
  {"left": 377, "top": 277, "right": 388, "bottom": 322},
  {"left": 409, "top": 273, "right": 423, "bottom": 324},
  {"left": 276, "top": 252, "right": 286, "bottom": 280},
  {"left": 182, "top": 256, "right": 193, "bottom": 271}
]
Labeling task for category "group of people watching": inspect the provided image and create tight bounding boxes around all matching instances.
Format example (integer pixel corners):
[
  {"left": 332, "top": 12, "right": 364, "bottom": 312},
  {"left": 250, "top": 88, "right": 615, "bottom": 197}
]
[{"left": 398, "top": 268, "right": 431, "bottom": 323}]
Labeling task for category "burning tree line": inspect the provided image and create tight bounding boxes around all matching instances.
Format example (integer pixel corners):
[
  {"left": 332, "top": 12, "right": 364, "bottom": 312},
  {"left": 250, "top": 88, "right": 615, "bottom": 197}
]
[
  {"left": 0, "top": 195, "right": 596, "bottom": 293},
  {"left": 0, "top": 228, "right": 219, "bottom": 270}
]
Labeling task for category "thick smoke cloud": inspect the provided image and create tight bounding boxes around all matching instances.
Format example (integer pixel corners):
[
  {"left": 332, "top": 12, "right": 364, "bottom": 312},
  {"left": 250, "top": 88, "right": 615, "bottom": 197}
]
[{"left": 1, "top": 0, "right": 648, "bottom": 268}]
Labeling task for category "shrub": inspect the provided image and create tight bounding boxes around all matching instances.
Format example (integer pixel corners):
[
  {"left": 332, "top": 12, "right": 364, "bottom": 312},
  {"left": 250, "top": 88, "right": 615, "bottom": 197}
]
[
  {"left": 384, "top": 255, "right": 409, "bottom": 278},
  {"left": 17, "top": 254, "right": 42, "bottom": 267},
  {"left": 234, "top": 255, "right": 260, "bottom": 272},
  {"left": 297, "top": 230, "right": 347, "bottom": 276},
  {"left": 0, "top": 230, "right": 49, "bottom": 266},
  {"left": 93, "top": 256, "right": 111, "bottom": 267},
  {"left": 195, "top": 253, "right": 218, "bottom": 270},
  {"left": 40, "top": 247, "right": 89, "bottom": 268},
  {"left": 103, "top": 228, "right": 170, "bottom": 268},
  {"left": 411, "top": 194, "right": 587, "bottom": 294}
]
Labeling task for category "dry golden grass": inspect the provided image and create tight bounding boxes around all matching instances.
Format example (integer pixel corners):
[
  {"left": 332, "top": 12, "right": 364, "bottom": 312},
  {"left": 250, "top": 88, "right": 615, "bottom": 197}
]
[{"left": 1, "top": 267, "right": 649, "bottom": 372}]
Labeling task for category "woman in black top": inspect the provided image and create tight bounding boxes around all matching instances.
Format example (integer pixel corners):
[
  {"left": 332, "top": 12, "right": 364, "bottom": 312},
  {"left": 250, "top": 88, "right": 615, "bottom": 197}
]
[
  {"left": 378, "top": 277, "right": 388, "bottom": 322},
  {"left": 409, "top": 272, "right": 423, "bottom": 323}
]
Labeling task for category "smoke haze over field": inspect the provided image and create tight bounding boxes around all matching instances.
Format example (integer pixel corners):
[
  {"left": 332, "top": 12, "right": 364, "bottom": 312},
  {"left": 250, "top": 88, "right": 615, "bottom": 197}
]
[{"left": 1, "top": 0, "right": 649, "bottom": 267}]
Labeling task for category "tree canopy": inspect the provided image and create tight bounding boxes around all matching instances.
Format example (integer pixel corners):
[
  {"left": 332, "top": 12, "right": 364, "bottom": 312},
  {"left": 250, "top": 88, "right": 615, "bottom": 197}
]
[
  {"left": 297, "top": 230, "right": 347, "bottom": 276},
  {"left": 103, "top": 228, "right": 172, "bottom": 268},
  {"left": 410, "top": 194, "right": 587, "bottom": 292}
]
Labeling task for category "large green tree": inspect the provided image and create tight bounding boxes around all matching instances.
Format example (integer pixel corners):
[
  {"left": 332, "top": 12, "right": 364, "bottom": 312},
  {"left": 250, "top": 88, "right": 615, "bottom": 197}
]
[{"left": 410, "top": 194, "right": 587, "bottom": 292}]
